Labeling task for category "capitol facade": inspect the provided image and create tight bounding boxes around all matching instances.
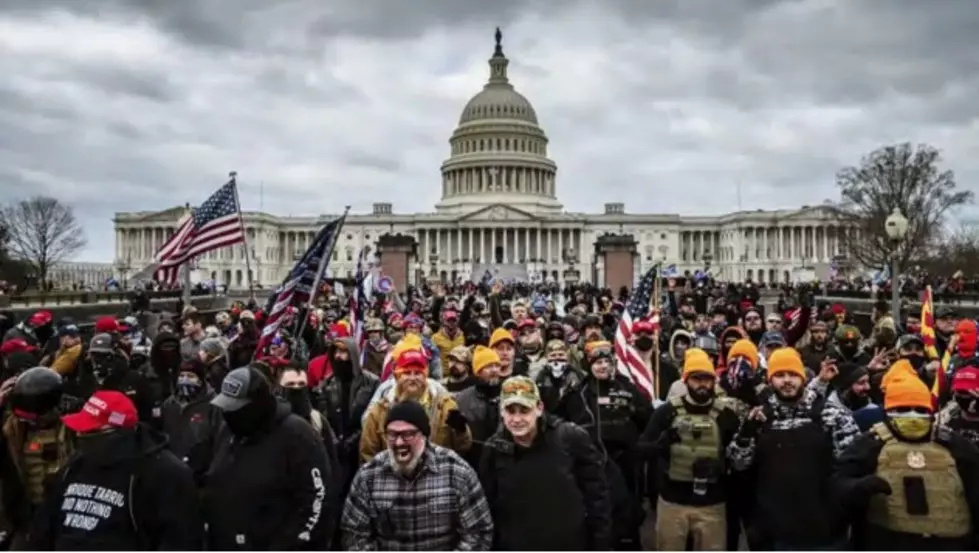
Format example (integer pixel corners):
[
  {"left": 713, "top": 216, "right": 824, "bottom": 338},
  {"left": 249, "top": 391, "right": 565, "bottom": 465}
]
[{"left": 113, "top": 31, "right": 847, "bottom": 290}]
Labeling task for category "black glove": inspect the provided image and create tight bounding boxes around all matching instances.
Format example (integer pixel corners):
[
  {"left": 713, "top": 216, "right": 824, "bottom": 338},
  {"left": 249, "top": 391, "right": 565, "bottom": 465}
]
[
  {"left": 446, "top": 409, "right": 468, "bottom": 433},
  {"left": 738, "top": 417, "right": 764, "bottom": 439},
  {"left": 855, "top": 475, "right": 892, "bottom": 497}
]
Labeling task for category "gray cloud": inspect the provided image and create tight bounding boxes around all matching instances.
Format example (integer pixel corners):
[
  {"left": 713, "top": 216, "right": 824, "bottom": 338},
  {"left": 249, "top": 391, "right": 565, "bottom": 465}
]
[{"left": 1, "top": 0, "right": 977, "bottom": 262}]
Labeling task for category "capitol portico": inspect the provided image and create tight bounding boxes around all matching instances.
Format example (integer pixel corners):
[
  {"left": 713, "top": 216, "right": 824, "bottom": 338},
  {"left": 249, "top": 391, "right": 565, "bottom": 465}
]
[{"left": 113, "top": 30, "right": 849, "bottom": 291}]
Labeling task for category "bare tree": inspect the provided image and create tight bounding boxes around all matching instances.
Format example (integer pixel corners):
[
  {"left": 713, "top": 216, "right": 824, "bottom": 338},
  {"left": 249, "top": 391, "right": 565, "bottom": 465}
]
[
  {"left": 829, "top": 143, "right": 973, "bottom": 270},
  {"left": 0, "top": 196, "right": 86, "bottom": 287},
  {"left": 925, "top": 223, "right": 979, "bottom": 276}
]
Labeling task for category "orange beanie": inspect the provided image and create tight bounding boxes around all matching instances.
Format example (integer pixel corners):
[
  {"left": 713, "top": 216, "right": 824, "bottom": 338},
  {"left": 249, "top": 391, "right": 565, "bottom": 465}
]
[
  {"left": 766, "top": 348, "right": 806, "bottom": 381},
  {"left": 883, "top": 375, "right": 933, "bottom": 411},
  {"left": 682, "top": 348, "right": 715, "bottom": 380}
]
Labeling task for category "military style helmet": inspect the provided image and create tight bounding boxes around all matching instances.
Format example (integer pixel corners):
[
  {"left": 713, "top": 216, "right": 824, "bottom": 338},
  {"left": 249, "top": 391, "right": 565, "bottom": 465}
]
[
  {"left": 364, "top": 318, "right": 384, "bottom": 333},
  {"left": 10, "top": 367, "right": 64, "bottom": 417}
]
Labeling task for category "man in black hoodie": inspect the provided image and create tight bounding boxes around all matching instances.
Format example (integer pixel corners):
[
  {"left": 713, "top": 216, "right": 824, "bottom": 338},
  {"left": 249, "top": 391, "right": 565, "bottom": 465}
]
[
  {"left": 206, "top": 366, "right": 334, "bottom": 550},
  {"left": 28, "top": 390, "right": 203, "bottom": 550}
]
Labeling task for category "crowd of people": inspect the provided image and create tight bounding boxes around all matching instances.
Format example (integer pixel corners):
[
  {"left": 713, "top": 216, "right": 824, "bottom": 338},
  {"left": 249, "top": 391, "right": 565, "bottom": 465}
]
[{"left": 0, "top": 275, "right": 976, "bottom": 551}]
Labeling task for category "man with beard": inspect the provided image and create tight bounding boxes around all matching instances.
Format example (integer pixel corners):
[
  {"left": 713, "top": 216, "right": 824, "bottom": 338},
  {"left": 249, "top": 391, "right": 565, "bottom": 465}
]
[
  {"left": 834, "top": 324, "right": 872, "bottom": 366},
  {"left": 641, "top": 349, "right": 739, "bottom": 551},
  {"left": 516, "top": 319, "right": 547, "bottom": 380},
  {"left": 432, "top": 310, "right": 464, "bottom": 371},
  {"left": 836, "top": 375, "right": 979, "bottom": 551},
  {"left": 740, "top": 307, "right": 765, "bottom": 345},
  {"left": 935, "top": 365, "right": 979, "bottom": 448},
  {"left": 316, "top": 337, "right": 379, "bottom": 496},
  {"left": 442, "top": 346, "right": 476, "bottom": 393},
  {"left": 341, "top": 400, "right": 493, "bottom": 551},
  {"left": 206, "top": 367, "right": 333, "bottom": 549},
  {"left": 798, "top": 321, "right": 831, "bottom": 374},
  {"left": 808, "top": 359, "right": 885, "bottom": 432},
  {"left": 535, "top": 338, "right": 585, "bottom": 414},
  {"left": 360, "top": 350, "right": 471, "bottom": 463},
  {"left": 0, "top": 367, "right": 73, "bottom": 548},
  {"left": 454, "top": 346, "right": 502, "bottom": 468},
  {"left": 727, "top": 347, "right": 860, "bottom": 550},
  {"left": 479, "top": 376, "right": 611, "bottom": 551}
]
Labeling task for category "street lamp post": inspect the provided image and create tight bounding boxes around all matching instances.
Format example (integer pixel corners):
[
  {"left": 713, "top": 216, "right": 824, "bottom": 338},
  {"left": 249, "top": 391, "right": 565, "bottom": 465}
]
[{"left": 885, "top": 207, "right": 909, "bottom": 323}]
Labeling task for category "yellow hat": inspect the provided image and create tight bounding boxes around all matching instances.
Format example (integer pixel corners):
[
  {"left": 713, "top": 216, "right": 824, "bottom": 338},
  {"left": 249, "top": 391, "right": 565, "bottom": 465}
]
[
  {"left": 489, "top": 328, "right": 515, "bottom": 348},
  {"left": 766, "top": 347, "right": 806, "bottom": 380},
  {"left": 883, "top": 374, "right": 933, "bottom": 411},
  {"left": 391, "top": 334, "right": 423, "bottom": 363},
  {"left": 727, "top": 339, "right": 759, "bottom": 370},
  {"left": 682, "top": 348, "right": 715, "bottom": 380},
  {"left": 471, "top": 346, "right": 501, "bottom": 375}
]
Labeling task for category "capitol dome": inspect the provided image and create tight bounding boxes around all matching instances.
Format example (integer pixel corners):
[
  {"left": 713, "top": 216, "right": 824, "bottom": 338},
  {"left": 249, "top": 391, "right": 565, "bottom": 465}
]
[{"left": 435, "top": 29, "right": 562, "bottom": 215}]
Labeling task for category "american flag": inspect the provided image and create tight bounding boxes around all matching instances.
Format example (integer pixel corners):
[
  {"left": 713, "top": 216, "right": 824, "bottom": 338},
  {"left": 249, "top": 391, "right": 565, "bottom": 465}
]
[
  {"left": 256, "top": 215, "right": 345, "bottom": 355},
  {"left": 614, "top": 264, "right": 660, "bottom": 401},
  {"left": 155, "top": 180, "right": 245, "bottom": 283},
  {"left": 152, "top": 214, "right": 194, "bottom": 284},
  {"left": 350, "top": 248, "right": 370, "bottom": 362}
]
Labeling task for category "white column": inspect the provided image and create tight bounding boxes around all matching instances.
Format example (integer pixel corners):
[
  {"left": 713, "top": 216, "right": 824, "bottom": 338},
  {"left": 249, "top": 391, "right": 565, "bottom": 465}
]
[
  {"left": 523, "top": 228, "right": 530, "bottom": 263},
  {"left": 467, "top": 229, "right": 473, "bottom": 261},
  {"left": 490, "top": 228, "right": 496, "bottom": 263},
  {"left": 558, "top": 228, "right": 565, "bottom": 261},
  {"left": 536, "top": 228, "right": 542, "bottom": 261}
]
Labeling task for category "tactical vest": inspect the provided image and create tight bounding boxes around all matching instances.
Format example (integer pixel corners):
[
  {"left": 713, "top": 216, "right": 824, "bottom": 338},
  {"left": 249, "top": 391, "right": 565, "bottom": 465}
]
[
  {"left": 21, "top": 425, "right": 69, "bottom": 505},
  {"left": 866, "top": 423, "right": 972, "bottom": 538},
  {"left": 667, "top": 396, "right": 723, "bottom": 483}
]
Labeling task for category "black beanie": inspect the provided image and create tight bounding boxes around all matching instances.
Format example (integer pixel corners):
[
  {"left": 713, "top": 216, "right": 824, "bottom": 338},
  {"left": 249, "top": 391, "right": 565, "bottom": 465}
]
[
  {"left": 385, "top": 400, "right": 431, "bottom": 437},
  {"left": 832, "top": 362, "right": 868, "bottom": 391}
]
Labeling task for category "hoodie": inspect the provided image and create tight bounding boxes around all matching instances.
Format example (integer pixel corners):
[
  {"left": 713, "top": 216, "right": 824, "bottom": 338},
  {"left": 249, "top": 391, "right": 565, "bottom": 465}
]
[{"left": 28, "top": 426, "right": 203, "bottom": 551}]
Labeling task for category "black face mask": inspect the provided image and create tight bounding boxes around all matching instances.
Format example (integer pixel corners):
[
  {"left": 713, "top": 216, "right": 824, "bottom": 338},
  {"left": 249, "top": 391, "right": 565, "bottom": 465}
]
[
  {"left": 838, "top": 343, "right": 859, "bottom": 358},
  {"left": 635, "top": 336, "right": 654, "bottom": 352},
  {"left": 222, "top": 394, "right": 276, "bottom": 437},
  {"left": 954, "top": 395, "right": 978, "bottom": 416},
  {"left": 903, "top": 355, "right": 926, "bottom": 373},
  {"left": 284, "top": 388, "right": 312, "bottom": 419},
  {"left": 840, "top": 388, "right": 870, "bottom": 411},
  {"left": 333, "top": 359, "right": 353, "bottom": 380},
  {"left": 75, "top": 428, "right": 125, "bottom": 455}
]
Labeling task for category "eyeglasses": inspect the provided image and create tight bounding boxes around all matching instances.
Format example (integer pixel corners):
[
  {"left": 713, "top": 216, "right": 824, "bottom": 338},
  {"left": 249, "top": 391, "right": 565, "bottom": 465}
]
[{"left": 385, "top": 429, "right": 421, "bottom": 443}]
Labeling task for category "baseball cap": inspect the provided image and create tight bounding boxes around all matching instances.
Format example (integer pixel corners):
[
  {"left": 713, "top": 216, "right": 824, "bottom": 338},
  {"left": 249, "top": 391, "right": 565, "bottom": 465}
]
[
  {"left": 500, "top": 376, "right": 541, "bottom": 410},
  {"left": 211, "top": 367, "right": 269, "bottom": 412},
  {"left": 62, "top": 390, "right": 138, "bottom": 433},
  {"left": 58, "top": 324, "right": 80, "bottom": 338},
  {"left": 94, "top": 316, "right": 120, "bottom": 334},
  {"left": 88, "top": 333, "right": 115, "bottom": 354},
  {"left": 952, "top": 367, "right": 979, "bottom": 393}
]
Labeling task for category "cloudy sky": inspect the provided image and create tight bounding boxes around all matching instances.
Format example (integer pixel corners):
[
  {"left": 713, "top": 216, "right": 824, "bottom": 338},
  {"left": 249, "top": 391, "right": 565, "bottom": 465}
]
[{"left": 2, "top": 0, "right": 977, "bottom": 262}]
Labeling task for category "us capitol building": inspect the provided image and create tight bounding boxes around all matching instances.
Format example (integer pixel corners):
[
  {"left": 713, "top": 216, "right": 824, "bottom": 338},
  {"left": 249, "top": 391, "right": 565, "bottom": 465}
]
[{"left": 113, "top": 30, "right": 846, "bottom": 290}]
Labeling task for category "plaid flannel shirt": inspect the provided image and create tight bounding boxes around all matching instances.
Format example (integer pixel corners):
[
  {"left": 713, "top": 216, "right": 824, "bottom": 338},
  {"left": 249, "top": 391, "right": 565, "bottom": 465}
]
[{"left": 341, "top": 444, "right": 493, "bottom": 551}]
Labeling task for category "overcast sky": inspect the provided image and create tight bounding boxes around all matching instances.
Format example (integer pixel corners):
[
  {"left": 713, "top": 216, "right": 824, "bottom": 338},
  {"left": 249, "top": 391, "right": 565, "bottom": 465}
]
[{"left": 1, "top": 0, "right": 977, "bottom": 263}]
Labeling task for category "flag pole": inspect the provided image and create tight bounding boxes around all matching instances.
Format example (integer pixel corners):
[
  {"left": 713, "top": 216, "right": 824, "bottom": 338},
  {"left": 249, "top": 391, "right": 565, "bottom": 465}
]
[
  {"left": 228, "top": 171, "right": 256, "bottom": 302},
  {"left": 652, "top": 263, "right": 662, "bottom": 400}
]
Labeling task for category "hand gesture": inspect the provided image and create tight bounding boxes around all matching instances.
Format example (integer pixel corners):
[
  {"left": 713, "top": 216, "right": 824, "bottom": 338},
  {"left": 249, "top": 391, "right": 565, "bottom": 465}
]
[
  {"left": 491, "top": 281, "right": 503, "bottom": 295},
  {"left": 867, "top": 348, "right": 889, "bottom": 371},
  {"left": 818, "top": 357, "right": 838, "bottom": 383}
]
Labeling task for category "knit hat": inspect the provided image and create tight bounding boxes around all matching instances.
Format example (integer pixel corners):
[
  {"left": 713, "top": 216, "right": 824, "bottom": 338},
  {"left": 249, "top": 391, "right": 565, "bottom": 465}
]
[
  {"left": 881, "top": 359, "right": 919, "bottom": 392},
  {"left": 391, "top": 334, "right": 424, "bottom": 363},
  {"left": 883, "top": 375, "right": 933, "bottom": 412},
  {"left": 200, "top": 337, "right": 226, "bottom": 358},
  {"left": 727, "top": 339, "right": 759, "bottom": 370},
  {"left": 832, "top": 362, "right": 867, "bottom": 391},
  {"left": 385, "top": 400, "right": 431, "bottom": 437},
  {"left": 471, "top": 346, "right": 500, "bottom": 375},
  {"left": 682, "top": 348, "right": 715, "bottom": 380},
  {"left": 766, "top": 348, "right": 806, "bottom": 380},
  {"left": 489, "top": 328, "right": 515, "bottom": 348},
  {"left": 835, "top": 325, "right": 861, "bottom": 342}
]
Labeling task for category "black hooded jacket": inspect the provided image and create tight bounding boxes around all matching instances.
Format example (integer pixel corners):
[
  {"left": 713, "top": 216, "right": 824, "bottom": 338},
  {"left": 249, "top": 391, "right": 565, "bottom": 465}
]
[
  {"left": 204, "top": 402, "right": 334, "bottom": 550},
  {"left": 160, "top": 386, "right": 223, "bottom": 486},
  {"left": 28, "top": 425, "right": 203, "bottom": 551}
]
